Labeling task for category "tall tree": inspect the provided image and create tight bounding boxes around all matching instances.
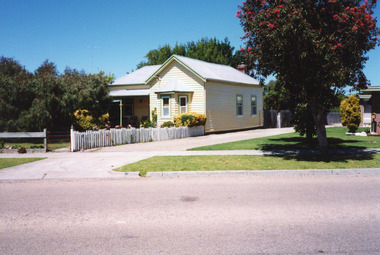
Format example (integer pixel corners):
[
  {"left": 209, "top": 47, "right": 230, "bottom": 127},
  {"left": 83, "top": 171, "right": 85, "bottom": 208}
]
[
  {"left": 137, "top": 37, "right": 244, "bottom": 69},
  {"left": 0, "top": 57, "right": 34, "bottom": 131},
  {"left": 238, "top": 0, "right": 379, "bottom": 155},
  {"left": 0, "top": 57, "right": 111, "bottom": 131}
]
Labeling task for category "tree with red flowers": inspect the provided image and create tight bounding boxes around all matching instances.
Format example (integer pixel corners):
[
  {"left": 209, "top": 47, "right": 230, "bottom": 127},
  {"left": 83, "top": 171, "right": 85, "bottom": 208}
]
[{"left": 238, "top": 0, "right": 379, "bottom": 155}]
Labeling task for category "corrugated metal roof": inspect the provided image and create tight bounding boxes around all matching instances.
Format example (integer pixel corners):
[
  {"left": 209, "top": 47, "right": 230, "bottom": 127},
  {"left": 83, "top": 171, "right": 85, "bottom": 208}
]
[
  {"left": 154, "top": 78, "right": 194, "bottom": 94},
  {"left": 173, "top": 55, "right": 259, "bottom": 85},
  {"left": 110, "top": 65, "right": 160, "bottom": 85},
  {"left": 358, "top": 94, "right": 372, "bottom": 100},
  {"left": 110, "top": 55, "right": 260, "bottom": 86},
  {"left": 109, "top": 89, "right": 150, "bottom": 97},
  {"left": 361, "top": 85, "right": 380, "bottom": 92}
]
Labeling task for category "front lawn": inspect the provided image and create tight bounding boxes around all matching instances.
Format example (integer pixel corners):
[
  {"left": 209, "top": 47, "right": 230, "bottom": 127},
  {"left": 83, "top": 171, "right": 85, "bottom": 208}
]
[
  {"left": 190, "top": 127, "right": 380, "bottom": 151},
  {"left": 0, "top": 141, "right": 69, "bottom": 151},
  {"left": 0, "top": 158, "right": 46, "bottom": 170},
  {"left": 114, "top": 154, "right": 380, "bottom": 173}
]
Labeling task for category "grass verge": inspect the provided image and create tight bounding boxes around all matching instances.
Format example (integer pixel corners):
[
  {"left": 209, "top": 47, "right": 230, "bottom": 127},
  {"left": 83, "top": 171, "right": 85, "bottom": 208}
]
[
  {"left": 0, "top": 158, "right": 46, "bottom": 170},
  {"left": 190, "top": 127, "right": 380, "bottom": 151},
  {"left": 114, "top": 154, "right": 380, "bottom": 173}
]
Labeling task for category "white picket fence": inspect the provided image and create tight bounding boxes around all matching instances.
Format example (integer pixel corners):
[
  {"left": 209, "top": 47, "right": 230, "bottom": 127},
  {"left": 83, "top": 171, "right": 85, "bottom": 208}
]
[{"left": 70, "top": 126, "right": 204, "bottom": 152}]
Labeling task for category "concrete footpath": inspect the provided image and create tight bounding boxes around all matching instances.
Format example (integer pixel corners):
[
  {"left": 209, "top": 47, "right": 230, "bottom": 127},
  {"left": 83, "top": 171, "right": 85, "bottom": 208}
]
[{"left": 1, "top": 127, "right": 379, "bottom": 180}]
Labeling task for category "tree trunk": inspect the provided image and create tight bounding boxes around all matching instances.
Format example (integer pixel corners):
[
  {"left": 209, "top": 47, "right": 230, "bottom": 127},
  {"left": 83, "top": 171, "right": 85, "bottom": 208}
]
[
  {"left": 310, "top": 103, "right": 329, "bottom": 157},
  {"left": 306, "top": 130, "right": 314, "bottom": 144}
]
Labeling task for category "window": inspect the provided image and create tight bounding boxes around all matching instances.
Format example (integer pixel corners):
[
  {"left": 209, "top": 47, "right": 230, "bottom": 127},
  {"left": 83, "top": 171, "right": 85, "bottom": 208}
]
[
  {"left": 179, "top": 96, "right": 188, "bottom": 114},
  {"left": 162, "top": 96, "right": 170, "bottom": 117},
  {"left": 251, "top": 96, "right": 257, "bottom": 115},
  {"left": 236, "top": 95, "right": 243, "bottom": 116}
]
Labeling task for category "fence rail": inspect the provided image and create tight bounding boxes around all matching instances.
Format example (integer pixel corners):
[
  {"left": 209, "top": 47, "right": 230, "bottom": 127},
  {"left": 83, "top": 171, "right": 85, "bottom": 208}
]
[
  {"left": 70, "top": 126, "right": 205, "bottom": 152},
  {"left": 47, "top": 130, "right": 70, "bottom": 143},
  {"left": 0, "top": 129, "right": 47, "bottom": 152}
]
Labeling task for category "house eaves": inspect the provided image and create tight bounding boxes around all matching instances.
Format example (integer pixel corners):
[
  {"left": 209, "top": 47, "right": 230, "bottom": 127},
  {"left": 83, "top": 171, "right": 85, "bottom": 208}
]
[{"left": 205, "top": 77, "right": 261, "bottom": 87}]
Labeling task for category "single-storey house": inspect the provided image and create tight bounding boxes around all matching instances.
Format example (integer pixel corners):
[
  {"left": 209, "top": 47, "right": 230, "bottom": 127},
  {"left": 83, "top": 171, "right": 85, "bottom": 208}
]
[
  {"left": 359, "top": 85, "right": 380, "bottom": 133},
  {"left": 108, "top": 55, "right": 263, "bottom": 133}
]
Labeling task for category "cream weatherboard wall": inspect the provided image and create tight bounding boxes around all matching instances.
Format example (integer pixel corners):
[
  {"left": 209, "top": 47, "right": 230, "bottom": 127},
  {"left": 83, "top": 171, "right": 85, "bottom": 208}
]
[
  {"left": 205, "top": 82, "right": 263, "bottom": 132},
  {"left": 149, "top": 61, "right": 206, "bottom": 126}
]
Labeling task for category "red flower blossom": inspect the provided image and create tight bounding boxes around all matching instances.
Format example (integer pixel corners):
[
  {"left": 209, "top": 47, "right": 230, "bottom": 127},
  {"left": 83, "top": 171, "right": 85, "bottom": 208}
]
[{"left": 268, "top": 23, "right": 275, "bottom": 29}]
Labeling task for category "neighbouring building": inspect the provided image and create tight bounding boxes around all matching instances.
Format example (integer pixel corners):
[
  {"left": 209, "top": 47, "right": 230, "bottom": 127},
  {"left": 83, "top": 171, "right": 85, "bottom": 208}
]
[
  {"left": 359, "top": 85, "right": 380, "bottom": 133},
  {"left": 108, "top": 55, "right": 263, "bottom": 133}
]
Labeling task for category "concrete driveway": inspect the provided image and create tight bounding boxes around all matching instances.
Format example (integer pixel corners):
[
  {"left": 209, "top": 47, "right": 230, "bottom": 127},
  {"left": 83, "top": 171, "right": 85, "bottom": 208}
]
[{"left": 1, "top": 127, "right": 379, "bottom": 180}]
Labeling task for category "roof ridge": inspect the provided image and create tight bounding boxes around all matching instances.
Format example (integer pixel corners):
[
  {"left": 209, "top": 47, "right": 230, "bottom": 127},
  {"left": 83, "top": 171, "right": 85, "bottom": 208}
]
[{"left": 173, "top": 54, "right": 235, "bottom": 68}]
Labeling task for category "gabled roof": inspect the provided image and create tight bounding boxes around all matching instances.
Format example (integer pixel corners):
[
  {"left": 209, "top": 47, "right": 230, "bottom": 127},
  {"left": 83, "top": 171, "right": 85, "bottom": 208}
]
[
  {"left": 154, "top": 78, "right": 194, "bottom": 94},
  {"left": 110, "top": 65, "right": 160, "bottom": 86},
  {"left": 111, "top": 55, "right": 260, "bottom": 87},
  {"left": 147, "top": 55, "right": 260, "bottom": 86}
]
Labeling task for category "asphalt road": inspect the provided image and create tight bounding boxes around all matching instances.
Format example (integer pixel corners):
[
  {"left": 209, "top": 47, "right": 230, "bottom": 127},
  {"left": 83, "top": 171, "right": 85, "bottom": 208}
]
[{"left": 1, "top": 174, "right": 379, "bottom": 254}]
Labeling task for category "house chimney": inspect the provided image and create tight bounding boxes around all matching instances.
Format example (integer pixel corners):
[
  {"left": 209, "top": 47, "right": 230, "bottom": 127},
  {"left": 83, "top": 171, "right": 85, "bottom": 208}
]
[{"left": 237, "top": 63, "right": 247, "bottom": 74}]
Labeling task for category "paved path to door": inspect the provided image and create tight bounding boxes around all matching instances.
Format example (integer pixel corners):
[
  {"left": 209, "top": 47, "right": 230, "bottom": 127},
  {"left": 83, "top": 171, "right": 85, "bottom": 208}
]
[{"left": 1, "top": 127, "right": 379, "bottom": 180}]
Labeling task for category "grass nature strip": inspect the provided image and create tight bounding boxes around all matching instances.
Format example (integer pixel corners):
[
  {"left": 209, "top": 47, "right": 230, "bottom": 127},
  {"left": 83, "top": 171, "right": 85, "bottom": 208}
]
[
  {"left": 190, "top": 127, "right": 380, "bottom": 151},
  {"left": 114, "top": 154, "right": 380, "bottom": 173},
  {"left": 0, "top": 158, "right": 46, "bottom": 170}
]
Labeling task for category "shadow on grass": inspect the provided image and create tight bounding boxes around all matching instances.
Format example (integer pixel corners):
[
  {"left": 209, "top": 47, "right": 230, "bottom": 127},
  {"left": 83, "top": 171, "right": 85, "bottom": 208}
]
[
  {"left": 265, "top": 153, "right": 375, "bottom": 163},
  {"left": 260, "top": 137, "right": 367, "bottom": 151}
]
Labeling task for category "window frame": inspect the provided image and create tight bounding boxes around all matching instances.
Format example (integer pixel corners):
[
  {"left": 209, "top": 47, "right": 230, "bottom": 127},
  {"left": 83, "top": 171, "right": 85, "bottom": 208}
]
[
  {"left": 161, "top": 95, "right": 171, "bottom": 118},
  {"left": 178, "top": 95, "right": 188, "bottom": 114},
  {"left": 251, "top": 95, "right": 257, "bottom": 116},
  {"left": 236, "top": 94, "right": 243, "bottom": 116}
]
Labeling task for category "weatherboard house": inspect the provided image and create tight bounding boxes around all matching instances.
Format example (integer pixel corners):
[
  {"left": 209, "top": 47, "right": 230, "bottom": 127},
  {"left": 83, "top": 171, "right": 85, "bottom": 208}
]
[{"left": 108, "top": 55, "right": 263, "bottom": 133}]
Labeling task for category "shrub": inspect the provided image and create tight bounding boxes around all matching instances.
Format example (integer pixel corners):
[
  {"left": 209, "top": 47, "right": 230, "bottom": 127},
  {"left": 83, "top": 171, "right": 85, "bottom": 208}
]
[
  {"left": 18, "top": 146, "right": 26, "bottom": 153},
  {"left": 151, "top": 108, "right": 158, "bottom": 123},
  {"left": 340, "top": 95, "right": 361, "bottom": 133},
  {"left": 73, "top": 109, "right": 109, "bottom": 131},
  {"left": 173, "top": 112, "right": 207, "bottom": 127},
  {"left": 140, "top": 119, "right": 155, "bottom": 128},
  {"left": 161, "top": 121, "right": 175, "bottom": 128}
]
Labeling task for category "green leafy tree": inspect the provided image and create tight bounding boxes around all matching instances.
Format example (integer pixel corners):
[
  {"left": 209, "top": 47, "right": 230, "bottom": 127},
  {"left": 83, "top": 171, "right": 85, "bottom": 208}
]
[
  {"left": 238, "top": 0, "right": 379, "bottom": 155},
  {"left": 137, "top": 37, "right": 244, "bottom": 69},
  {"left": 0, "top": 57, "right": 34, "bottom": 131},
  {"left": 0, "top": 57, "right": 112, "bottom": 131},
  {"left": 263, "top": 80, "right": 290, "bottom": 110},
  {"left": 264, "top": 78, "right": 346, "bottom": 143},
  {"left": 340, "top": 94, "right": 361, "bottom": 132},
  {"left": 264, "top": 79, "right": 316, "bottom": 142}
]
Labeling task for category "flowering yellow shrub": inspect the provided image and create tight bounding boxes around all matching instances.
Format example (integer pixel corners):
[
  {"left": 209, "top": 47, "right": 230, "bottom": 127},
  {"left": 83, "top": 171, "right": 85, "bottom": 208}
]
[
  {"left": 73, "top": 109, "right": 109, "bottom": 131},
  {"left": 173, "top": 112, "right": 207, "bottom": 127}
]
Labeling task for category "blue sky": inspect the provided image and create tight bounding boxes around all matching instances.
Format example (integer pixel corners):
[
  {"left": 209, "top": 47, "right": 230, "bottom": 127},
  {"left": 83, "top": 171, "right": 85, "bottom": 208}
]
[{"left": 1, "top": 0, "right": 379, "bottom": 86}]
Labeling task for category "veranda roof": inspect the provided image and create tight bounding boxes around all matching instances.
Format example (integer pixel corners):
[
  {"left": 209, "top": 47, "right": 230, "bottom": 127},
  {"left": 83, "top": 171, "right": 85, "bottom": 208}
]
[
  {"left": 154, "top": 78, "right": 194, "bottom": 94},
  {"left": 109, "top": 89, "right": 150, "bottom": 97},
  {"left": 110, "top": 65, "right": 161, "bottom": 85}
]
